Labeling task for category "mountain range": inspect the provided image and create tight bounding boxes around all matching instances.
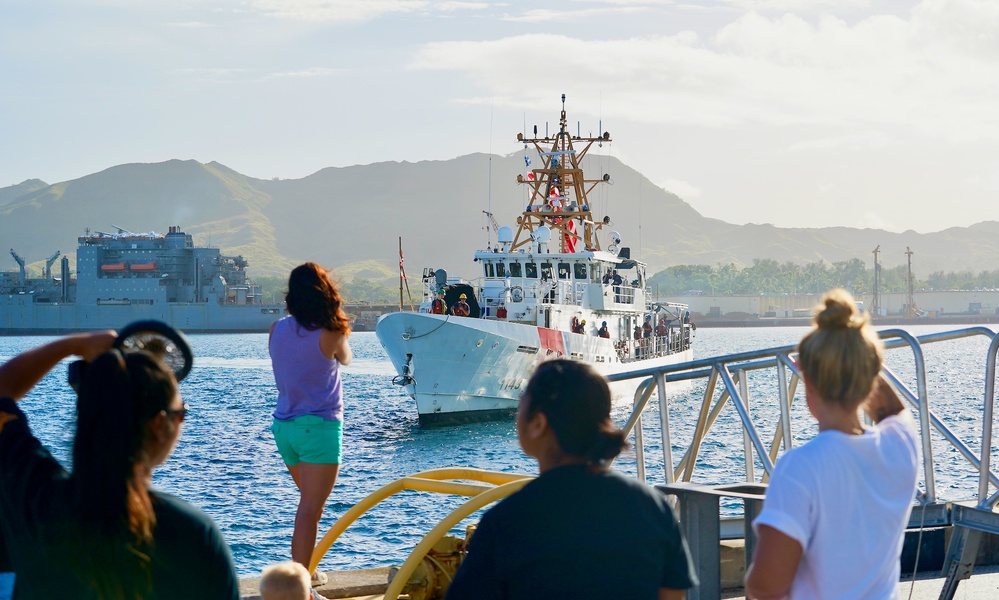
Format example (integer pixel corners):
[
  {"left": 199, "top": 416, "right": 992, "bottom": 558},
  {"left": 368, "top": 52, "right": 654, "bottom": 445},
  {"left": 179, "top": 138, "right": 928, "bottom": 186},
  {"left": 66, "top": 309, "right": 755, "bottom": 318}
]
[{"left": 2, "top": 155, "right": 996, "bottom": 284}]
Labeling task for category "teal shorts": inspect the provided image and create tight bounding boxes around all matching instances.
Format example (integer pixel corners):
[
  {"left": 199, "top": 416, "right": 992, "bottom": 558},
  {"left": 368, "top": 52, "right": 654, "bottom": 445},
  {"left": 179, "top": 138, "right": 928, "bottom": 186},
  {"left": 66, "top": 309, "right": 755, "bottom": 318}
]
[{"left": 271, "top": 416, "right": 342, "bottom": 466}]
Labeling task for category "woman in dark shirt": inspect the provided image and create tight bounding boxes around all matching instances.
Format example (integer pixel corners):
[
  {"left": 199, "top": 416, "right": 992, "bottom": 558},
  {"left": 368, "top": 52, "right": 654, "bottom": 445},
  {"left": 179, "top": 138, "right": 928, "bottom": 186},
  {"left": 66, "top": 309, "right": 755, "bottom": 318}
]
[
  {"left": 0, "top": 331, "right": 239, "bottom": 599},
  {"left": 445, "top": 360, "right": 697, "bottom": 600}
]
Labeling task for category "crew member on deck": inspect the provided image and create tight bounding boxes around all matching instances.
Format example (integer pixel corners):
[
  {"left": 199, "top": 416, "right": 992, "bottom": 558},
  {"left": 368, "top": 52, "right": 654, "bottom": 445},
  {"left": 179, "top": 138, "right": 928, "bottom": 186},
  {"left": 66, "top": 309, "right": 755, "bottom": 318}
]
[
  {"left": 602, "top": 270, "right": 613, "bottom": 285},
  {"left": 573, "top": 319, "right": 586, "bottom": 334},
  {"left": 451, "top": 294, "right": 470, "bottom": 317},
  {"left": 612, "top": 270, "right": 623, "bottom": 302},
  {"left": 431, "top": 289, "right": 447, "bottom": 315},
  {"left": 642, "top": 316, "right": 653, "bottom": 339},
  {"left": 598, "top": 322, "right": 610, "bottom": 338}
]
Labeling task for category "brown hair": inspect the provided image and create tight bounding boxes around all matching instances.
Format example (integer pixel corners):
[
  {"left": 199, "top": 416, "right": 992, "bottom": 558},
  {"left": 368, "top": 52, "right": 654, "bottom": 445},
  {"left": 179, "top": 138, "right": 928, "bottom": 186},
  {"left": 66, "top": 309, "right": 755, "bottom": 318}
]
[
  {"left": 285, "top": 262, "right": 351, "bottom": 334},
  {"left": 68, "top": 349, "right": 178, "bottom": 599},
  {"left": 797, "top": 288, "right": 883, "bottom": 410},
  {"left": 522, "top": 360, "right": 627, "bottom": 464}
]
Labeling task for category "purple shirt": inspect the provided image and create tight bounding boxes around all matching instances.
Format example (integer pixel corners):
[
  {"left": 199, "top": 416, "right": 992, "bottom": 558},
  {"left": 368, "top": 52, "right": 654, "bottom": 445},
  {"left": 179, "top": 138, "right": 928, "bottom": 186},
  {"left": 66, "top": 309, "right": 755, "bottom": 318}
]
[{"left": 270, "top": 316, "right": 343, "bottom": 421}]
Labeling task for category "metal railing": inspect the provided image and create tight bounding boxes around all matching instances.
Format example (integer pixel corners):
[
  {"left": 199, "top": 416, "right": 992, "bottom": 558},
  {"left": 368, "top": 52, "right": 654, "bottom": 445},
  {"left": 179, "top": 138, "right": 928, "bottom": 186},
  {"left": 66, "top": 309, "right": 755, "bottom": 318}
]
[{"left": 605, "top": 326, "right": 999, "bottom": 599}]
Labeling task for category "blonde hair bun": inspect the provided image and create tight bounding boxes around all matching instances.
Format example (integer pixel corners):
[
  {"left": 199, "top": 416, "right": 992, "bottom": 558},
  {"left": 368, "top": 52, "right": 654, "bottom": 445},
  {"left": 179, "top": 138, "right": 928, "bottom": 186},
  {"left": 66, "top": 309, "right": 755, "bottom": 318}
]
[{"left": 814, "top": 288, "right": 866, "bottom": 330}]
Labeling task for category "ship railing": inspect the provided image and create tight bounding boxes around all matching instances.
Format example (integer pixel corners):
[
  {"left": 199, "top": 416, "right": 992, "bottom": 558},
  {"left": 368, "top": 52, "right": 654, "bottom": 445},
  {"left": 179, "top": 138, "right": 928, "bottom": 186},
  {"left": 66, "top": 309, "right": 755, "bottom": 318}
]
[
  {"left": 604, "top": 327, "right": 999, "bottom": 599},
  {"left": 620, "top": 328, "right": 693, "bottom": 362}
]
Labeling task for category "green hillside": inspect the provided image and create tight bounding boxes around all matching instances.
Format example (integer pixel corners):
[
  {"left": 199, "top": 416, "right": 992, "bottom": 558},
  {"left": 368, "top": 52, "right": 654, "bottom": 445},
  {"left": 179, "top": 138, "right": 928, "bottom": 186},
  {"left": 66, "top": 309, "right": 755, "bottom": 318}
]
[{"left": 1, "top": 157, "right": 997, "bottom": 283}]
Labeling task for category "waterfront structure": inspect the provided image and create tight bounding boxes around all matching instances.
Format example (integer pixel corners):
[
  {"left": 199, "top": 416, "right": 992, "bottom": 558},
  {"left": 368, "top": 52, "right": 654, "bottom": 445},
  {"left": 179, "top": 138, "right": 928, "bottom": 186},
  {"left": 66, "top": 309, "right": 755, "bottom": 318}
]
[{"left": 1, "top": 226, "right": 283, "bottom": 333}]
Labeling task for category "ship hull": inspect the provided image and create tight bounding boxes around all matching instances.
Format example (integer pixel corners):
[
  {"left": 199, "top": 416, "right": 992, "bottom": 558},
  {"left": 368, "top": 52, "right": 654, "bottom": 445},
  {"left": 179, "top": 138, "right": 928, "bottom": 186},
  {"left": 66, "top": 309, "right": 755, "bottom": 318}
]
[
  {"left": 376, "top": 312, "right": 692, "bottom": 425},
  {"left": 0, "top": 299, "right": 282, "bottom": 334}
]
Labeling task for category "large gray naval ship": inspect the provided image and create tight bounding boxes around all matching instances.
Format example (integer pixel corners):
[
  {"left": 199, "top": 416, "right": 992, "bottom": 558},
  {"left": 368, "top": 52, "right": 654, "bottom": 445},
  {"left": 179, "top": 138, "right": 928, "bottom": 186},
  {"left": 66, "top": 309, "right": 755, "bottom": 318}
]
[{"left": 1, "top": 226, "right": 283, "bottom": 334}]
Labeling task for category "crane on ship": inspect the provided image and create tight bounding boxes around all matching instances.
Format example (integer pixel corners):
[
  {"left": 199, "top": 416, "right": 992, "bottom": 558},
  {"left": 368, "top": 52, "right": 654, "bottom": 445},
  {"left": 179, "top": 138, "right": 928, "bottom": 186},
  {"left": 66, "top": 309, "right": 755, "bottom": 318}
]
[
  {"left": 482, "top": 211, "right": 500, "bottom": 249},
  {"left": 9, "top": 249, "right": 26, "bottom": 289},
  {"left": 45, "top": 251, "right": 61, "bottom": 280}
]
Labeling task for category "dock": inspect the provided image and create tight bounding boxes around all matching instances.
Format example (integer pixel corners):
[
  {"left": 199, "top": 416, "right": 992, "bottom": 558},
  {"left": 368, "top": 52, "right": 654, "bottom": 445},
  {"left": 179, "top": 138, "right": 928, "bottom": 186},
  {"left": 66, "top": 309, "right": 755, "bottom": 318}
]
[{"left": 241, "top": 327, "right": 999, "bottom": 600}]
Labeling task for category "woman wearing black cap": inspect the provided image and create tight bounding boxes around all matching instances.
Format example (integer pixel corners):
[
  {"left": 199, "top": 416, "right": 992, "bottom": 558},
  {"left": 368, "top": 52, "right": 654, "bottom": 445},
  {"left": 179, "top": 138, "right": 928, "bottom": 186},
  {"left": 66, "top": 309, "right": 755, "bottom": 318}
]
[{"left": 445, "top": 360, "right": 697, "bottom": 599}]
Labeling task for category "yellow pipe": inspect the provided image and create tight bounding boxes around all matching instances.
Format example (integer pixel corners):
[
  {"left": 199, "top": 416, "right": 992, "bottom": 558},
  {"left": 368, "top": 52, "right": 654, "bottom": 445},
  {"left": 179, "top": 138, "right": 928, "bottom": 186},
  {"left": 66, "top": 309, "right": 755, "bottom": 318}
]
[
  {"left": 309, "top": 468, "right": 533, "bottom": 573},
  {"left": 383, "top": 478, "right": 532, "bottom": 600}
]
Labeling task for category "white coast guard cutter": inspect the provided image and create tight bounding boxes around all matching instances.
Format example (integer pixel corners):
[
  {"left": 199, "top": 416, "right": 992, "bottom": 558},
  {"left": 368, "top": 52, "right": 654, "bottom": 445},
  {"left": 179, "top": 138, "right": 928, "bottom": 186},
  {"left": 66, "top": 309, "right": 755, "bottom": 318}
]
[{"left": 377, "top": 97, "right": 694, "bottom": 424}]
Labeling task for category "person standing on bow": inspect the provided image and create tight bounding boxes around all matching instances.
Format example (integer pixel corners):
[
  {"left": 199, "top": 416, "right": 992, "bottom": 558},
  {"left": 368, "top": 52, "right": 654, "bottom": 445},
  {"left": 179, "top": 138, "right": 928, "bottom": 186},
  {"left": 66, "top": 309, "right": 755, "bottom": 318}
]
[
  {"left": 431, "top": 288, "right": 447, "bottom": 315},
  {"left": 270, "top": 263, "right": 353, "bottom": 585},
  {"left": 451, "top": 293, "right": 471, "bottom": 317}
]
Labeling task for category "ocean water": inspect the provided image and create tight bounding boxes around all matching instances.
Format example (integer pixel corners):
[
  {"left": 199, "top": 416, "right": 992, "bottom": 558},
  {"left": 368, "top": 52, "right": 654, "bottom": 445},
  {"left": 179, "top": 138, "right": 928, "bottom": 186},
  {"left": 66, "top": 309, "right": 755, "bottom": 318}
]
[{"left": 3, "top": 324, "right": 998, "bottom": 578}]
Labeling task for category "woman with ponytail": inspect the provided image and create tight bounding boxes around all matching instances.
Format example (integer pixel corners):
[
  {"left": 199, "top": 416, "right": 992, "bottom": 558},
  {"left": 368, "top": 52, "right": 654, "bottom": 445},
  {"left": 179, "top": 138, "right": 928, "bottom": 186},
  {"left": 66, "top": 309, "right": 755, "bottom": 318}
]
[
  {"left": 445, "top": 359, "right": 697, "bottom": 600},
  {"left": 0, "top": 331, "right": 239, "bottom": 599},
  {"left": 745, "top": 289, "right": 920, "bottom": 599}
]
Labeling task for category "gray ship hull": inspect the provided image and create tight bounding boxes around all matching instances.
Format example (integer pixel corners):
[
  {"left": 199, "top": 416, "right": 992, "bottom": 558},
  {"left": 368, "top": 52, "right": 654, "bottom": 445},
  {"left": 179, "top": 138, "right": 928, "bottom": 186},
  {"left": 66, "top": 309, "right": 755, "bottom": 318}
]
[{"left": 0, "top": 299, "right": 282, "bottom": 334}]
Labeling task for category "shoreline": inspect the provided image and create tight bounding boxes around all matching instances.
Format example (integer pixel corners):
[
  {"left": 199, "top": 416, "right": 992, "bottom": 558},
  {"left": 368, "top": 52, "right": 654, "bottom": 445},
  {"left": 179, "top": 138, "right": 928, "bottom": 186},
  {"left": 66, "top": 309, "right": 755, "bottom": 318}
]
[{"left": 691, "top": 315, "right": 999, "bottom": 328}]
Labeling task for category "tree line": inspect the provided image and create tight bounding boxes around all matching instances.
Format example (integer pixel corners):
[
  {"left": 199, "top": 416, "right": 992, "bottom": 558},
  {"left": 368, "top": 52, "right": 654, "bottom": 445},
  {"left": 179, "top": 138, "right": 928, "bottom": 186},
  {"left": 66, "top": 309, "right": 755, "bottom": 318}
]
[
  {"left": 648, "top": 259, "right": 999, "bottom": 297},
  {"left": 257, "top": 260, "right": 999, "bottom": 305}
]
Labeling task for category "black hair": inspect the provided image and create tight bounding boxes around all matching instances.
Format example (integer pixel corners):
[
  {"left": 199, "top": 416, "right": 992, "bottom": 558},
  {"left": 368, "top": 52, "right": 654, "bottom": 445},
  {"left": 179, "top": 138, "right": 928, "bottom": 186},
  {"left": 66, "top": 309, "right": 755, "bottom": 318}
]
[
  {"left": 522, "top": 360, "right": 627, "bottom": 464},
  {"left": 66, "top": 349, "right": 178, "bottom": 599}
]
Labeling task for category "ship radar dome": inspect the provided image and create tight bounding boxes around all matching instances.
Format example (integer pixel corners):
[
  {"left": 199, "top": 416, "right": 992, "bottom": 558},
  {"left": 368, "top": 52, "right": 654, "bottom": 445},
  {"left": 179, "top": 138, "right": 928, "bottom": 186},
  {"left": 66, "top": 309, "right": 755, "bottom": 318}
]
[
  {"left": 533, "top": 226, "right": 552, "bottom": 244},
  {"left": 497, "top": 226, "right": 513, "bottom": 244}
]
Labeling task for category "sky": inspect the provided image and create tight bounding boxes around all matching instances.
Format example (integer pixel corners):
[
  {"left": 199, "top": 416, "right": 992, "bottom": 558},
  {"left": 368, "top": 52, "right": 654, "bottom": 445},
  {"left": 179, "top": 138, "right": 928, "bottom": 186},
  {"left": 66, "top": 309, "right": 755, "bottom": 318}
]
[{"left": 2, "top": 0, "right": 998, "bottom": 233}]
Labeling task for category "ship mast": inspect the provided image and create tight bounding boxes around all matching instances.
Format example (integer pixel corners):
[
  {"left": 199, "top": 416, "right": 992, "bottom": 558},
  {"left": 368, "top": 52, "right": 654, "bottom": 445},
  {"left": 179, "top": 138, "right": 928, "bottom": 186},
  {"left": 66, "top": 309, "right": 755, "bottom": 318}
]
[{"left": 511, "top": 94, "right": 612, "bottom": 252}]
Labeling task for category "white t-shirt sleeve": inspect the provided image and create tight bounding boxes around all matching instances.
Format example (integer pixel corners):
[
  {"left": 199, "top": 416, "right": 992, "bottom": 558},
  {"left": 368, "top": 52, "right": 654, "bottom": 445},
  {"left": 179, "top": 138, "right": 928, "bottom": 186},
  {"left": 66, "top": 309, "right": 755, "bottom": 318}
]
[{"left": 753, "top": 453, "right": 815, "bottom": 552}]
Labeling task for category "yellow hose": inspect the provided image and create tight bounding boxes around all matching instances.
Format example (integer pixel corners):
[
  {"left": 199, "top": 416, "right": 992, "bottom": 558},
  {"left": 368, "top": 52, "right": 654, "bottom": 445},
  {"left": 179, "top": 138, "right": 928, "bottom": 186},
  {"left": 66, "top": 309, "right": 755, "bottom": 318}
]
[
  {"left": 309, "top": 468, "right": 533, "bottom": 574},
  {"left": 382, "top": 478, "right": 532, "bottom": 600}
]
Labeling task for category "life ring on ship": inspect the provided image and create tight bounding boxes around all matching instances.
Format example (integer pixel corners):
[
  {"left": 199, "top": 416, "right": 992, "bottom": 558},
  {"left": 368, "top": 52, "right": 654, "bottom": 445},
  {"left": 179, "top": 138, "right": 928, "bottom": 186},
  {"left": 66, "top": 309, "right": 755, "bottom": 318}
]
[{"left": 510, "top": 286, "right": 524, "bottom": 302}]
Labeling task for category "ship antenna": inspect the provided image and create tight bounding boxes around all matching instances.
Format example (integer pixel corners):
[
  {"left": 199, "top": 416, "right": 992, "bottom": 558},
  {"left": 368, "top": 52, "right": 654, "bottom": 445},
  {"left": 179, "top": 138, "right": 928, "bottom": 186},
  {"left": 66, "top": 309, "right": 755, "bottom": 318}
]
[{"left": 487, "top": 101, "right": 494, "bottom": 250}]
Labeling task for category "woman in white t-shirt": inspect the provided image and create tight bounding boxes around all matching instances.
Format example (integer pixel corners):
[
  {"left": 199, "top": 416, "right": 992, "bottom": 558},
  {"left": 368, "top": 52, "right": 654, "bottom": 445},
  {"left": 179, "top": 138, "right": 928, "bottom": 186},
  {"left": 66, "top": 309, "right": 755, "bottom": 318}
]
[{"left": 745, "top": 288, "right": 920, "bottom": 600}]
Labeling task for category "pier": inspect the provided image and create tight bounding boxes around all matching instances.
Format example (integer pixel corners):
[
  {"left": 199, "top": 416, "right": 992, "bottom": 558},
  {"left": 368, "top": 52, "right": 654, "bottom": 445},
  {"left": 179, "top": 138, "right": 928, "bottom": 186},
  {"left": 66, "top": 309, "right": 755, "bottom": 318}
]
[{"left": 240, "top": 326, "right": 999, "bottom": 599}]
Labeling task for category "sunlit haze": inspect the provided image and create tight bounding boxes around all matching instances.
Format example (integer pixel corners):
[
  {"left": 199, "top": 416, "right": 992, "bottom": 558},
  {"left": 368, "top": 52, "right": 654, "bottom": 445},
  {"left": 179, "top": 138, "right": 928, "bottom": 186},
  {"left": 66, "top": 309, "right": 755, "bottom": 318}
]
[{"left": 2, "top": 0, "right": 997, "bottom": 233}]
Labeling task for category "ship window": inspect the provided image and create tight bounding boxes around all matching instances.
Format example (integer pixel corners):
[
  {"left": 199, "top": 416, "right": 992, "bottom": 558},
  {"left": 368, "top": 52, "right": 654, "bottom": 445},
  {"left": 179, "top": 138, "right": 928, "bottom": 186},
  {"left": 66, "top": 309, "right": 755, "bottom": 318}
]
[
  {"left": 484, "top": 262, "right": 494, "bottom": 278},
  {"left": 540, "top": 262, "right": 553, "bottom": 280},
  {"left": 509, "top": 262, "right": 523, "bottom": 277},
  {"left": 496, "top": 262, "right": 507, "bottom": 278},
  {"left": 574, "top": 263, "right": 587, "bottom": 279},
  {"left": 557, "top": 262, "right": 571, "bottom": 280},
  {"left": 525, "top": 262, "right": 538, "bottom": 278}
]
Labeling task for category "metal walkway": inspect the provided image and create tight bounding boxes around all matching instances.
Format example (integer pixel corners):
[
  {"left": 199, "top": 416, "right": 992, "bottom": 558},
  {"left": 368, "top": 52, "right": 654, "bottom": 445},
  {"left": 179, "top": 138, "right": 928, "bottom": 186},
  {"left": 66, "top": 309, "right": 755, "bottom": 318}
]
[{"left": 606, "top": 327, "right": 999, "bottom": 600}]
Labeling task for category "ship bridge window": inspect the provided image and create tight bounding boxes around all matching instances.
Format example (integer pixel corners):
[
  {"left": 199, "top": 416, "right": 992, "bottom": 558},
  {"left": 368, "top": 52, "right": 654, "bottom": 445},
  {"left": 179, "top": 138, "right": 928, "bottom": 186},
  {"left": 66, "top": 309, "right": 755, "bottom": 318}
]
[
  {"left": 574, "top": 263, "right": 587, "bottom": 280},
  {"left": 557, "top": 262, "right": 571, "bottom": 280},
  {"left": 540, "top": 262, "right": 554, "bottom": 280},
  {"left": 496, "top": 262, "right": 507, "bottom": 278},
  {"left": 484, "top": 262, "right": 494, "bottom": 278},
  {"left": 525, "top": 262, "right": 538, "bottom": 279},
  {"left": 509, "top": 262, "right": 523, "bottom": 277}
]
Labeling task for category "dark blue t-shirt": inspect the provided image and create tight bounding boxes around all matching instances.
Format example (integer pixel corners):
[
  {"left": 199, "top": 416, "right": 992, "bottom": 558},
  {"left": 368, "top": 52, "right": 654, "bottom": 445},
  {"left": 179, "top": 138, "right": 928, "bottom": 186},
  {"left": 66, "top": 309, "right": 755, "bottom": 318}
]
[
  {"left": 445, "top": 463, "right": 698, "bottom": 599},
  {"left": 0, "top": 397, "right": 239, "bottom": 600}
]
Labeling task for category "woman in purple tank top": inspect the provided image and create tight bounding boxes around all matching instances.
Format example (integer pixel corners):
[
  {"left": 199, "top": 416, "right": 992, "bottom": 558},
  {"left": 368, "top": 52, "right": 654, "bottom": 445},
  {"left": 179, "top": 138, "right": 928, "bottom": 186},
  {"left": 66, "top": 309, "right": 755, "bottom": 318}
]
[{"left": 269, "top": 263, "right": 353, "bottom": 584}]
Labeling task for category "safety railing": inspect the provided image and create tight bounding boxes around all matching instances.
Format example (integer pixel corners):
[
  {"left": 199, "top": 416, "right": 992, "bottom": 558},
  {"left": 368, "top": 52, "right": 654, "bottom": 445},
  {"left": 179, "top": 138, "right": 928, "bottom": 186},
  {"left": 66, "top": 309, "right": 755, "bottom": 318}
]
[{"left": 605, "top": 326, "right": 999, "bottom": 599}]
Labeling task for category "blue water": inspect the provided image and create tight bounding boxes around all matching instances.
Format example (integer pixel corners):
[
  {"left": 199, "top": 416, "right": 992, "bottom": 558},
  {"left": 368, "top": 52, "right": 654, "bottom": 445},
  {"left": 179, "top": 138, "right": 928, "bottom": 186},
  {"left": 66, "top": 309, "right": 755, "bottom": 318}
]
[{"left": 3, "top": 324, "right": 997, "bottom": 578}]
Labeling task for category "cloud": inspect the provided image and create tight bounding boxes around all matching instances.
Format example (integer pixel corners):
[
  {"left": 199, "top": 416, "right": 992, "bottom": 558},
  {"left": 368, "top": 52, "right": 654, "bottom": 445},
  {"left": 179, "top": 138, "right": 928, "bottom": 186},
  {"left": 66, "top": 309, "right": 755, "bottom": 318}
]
[
  {"left": 249, "top": 0, "right": 428, "bottom": 22},
  {"left": 718, "top": 0, "right": 874, "bottom": 10},
  {"left": 501, "top": 6, "right": 645, "bottom": 22},
  {"left": 786, "top": 131, "right": 892, "bottom": 152},
  {"left": 436, "top": 1, "right": 488, "bottom": 10},
  {"left": 410, "top": 2, "right": 999, "bottom": 142},
  {"left": 660, "top": 178, "right": 703, "bottom": 199},
  {"left": 165, "top": 21, "right": 214, "bottom": 28},
  {"left": 265, "top": 67, "right": 340, "bottom": 78}
]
